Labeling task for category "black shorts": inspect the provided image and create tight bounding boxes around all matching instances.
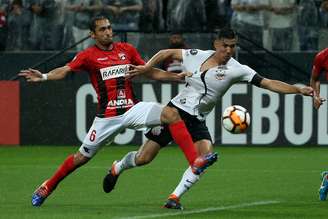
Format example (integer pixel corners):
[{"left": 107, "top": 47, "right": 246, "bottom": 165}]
[{"left": 145, "top": 102, "right": 212, "bottom": 147}]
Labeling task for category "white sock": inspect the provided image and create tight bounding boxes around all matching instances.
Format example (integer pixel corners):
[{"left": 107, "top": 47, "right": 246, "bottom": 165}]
[
  {"left": 114, "top": 151, "right": 137, "bottom": 175},
  {"left": 172, "top": 166, "right": 200, "bottom": 198}
]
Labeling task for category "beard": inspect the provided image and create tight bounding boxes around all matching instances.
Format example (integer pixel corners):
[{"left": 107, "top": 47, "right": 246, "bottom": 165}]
[
  {"left": 169, "top": 42, "right": 185, "bottom": 49},
  {"left": 100, "top": 39, "right": 113, "bottom": 47}
]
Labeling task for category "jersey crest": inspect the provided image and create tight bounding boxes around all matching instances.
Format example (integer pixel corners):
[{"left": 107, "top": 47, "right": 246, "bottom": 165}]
[
  {"left": 215, "top": 67, "right": 227, "bottom": 80},
  {"left": 118, "top": 53, "right": 127, "bottom": 60},
  {"left": 190, "top": 49, "right": 198, "bottom": 55}
]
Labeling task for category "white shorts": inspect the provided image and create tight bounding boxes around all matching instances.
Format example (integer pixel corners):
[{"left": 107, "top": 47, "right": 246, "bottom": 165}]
[{"left": 79, "top": 102, "right": 163, "bottom": 157}]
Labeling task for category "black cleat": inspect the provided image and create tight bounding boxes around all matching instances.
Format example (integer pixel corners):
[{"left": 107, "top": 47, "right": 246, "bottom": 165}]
[
  {"left": 103, "top": 161, "right": 120, "bottom": 193},
  {"left": 162, "top": 194, "right": 184, "bottom": 210}
]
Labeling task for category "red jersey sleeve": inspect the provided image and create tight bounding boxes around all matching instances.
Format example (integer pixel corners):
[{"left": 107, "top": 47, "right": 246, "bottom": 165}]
[
  {"left": 67, "top": 51, "right": 88, "bottom": 72},
  {"left": 312, "top": 51, "right": 325, "bottom": 78},
  {"left": 126, "top": 43, "right": 145, "bottom": 65}
]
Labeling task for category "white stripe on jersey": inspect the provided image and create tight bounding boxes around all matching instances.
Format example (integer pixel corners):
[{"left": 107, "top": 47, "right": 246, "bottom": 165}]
[{"left": 171, "top": 49, "right": 257, "bottom": 120}]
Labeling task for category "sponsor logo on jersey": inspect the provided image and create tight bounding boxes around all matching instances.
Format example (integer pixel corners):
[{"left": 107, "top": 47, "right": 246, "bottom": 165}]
[
  {"left": 107, "top": 98, "right": 134, "bottom": 109},
  {"left": 190, "top": 49, "right": 198, "bottom": 55},
  {"left": 117, "top": 89, "right": 126, "bottom": 98},
  {"left": 100, "top": 64, "right": 129, "bottom": 80},
  {"left": 118, "top": 53, "right": 126, "bottom": 60}
]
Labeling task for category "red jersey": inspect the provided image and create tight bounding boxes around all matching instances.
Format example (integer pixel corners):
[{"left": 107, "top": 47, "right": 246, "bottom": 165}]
[
  {"left": 68, "top": 42, "right": 145, "bottom": 118},
  {"left": 312, "top": 48, "right": 328, "bottom": 81}
]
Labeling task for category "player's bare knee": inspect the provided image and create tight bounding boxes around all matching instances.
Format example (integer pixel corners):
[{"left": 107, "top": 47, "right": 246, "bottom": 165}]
[
  {"left": 161, "top": 106, "right": 181, "bottom": 124},
  {"left": 74, "top": 152, "right": 90, "bottom": 167}
]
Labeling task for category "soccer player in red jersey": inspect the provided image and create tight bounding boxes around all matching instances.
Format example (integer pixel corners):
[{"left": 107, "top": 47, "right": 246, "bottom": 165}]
[
  {"left": 310, "top": 48, "right": 328, "bottom": 109},
  {"left": 310, "top": 48, "right": 328, "bottom": 200},
  {"left": 19, "top": 16, "right": 217, "bottom": 207}
]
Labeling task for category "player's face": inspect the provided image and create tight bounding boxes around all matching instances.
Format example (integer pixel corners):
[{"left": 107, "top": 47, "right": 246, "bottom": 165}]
[
  {"left": 91, "top": 19, "right": 113, "bottom": 46},
  {"left": 214, "top": 38, "right": 237, "bottom": 64},
  {"left": 169, "top": 34, "right": 185, "bottom": 48}
]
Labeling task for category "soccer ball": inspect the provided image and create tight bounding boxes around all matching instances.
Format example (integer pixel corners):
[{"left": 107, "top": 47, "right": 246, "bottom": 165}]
[{"left": 222, "top": 105, "right": 250, "bottom": 134}]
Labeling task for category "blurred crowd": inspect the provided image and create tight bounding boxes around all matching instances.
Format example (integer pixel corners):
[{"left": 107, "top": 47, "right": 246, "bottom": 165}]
[{"left": 0, "top": 0, "right": 327, "bottom": 52}]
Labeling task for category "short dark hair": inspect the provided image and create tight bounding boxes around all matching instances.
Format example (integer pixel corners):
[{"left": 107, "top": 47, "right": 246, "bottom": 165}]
[
  {"left": 216, "top": 27, "right": 237, "bottom": 40},
  {"left": 89, "top": 16, "right": 109, "bottom": 32},
  {"left": 170, "top": 30, "right": 183, "bottom": 36},
  {"left": 12, "top": 0, "right": 22, "bottom": 6}
]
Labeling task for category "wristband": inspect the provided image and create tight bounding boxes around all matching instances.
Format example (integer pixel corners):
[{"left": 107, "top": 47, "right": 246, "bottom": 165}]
[{"left": 42, "top": 74, "right": 48, "bottom": 81}]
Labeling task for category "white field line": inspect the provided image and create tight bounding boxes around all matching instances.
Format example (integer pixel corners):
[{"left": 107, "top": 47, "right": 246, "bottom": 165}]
[
  {"left": 0, "top": 165, "right": 320, "bottom": 173},
  {"left": 116, "top": 200, "right": 281, "bottom": 219}
]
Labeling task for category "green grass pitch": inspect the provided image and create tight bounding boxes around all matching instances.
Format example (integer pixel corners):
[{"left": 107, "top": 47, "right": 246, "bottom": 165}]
[{"left": 0, "top": 145, "right": 328, "bottom": 219}]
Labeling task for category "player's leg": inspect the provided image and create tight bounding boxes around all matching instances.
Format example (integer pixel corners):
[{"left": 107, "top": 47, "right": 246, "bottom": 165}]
[
  {"left": 103, "top": 139, "right": 161, "bottom": 193},
  {"left": 161, "top": 103, "right": 218, "bottom": 173},
  {"left": 160, "top": 105, "right": 198, "bottom": 165},
  {"left": 162, "top": 113, "right": 217, "bottom": 210},
  {"left": 122, "top": 101, "right": 216, "bottom": 170},
  {"left": 103, "top": 102, "right": 216, "bottom": 196},
  {"left": 122, "top": 100, "right": 199, "bottom": 165},
  {"left": 31, "top": 151, "right": 90, "bottom": 207},
  {"left": 127, "top": 103, "right": 218, "bottom": 209},
  {"left": 319, "top": 171, "right": 328, "bottom": 200},
  {"left": 163, "top": 139, "right": 215, "bottom": 210},
  {"left": 102, "top": 102, "right": 167, "bottom": 193},
  {"left": 142, "top": 111, "right": 217, "bottom": 209},
  {"left": 32, "top": 116, "right": 125, "bottom": 207}
]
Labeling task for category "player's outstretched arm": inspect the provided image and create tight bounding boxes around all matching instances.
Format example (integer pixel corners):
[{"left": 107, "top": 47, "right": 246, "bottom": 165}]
[
  {"left": 127, "top": 65, "right": 191, "bottom": 82},
  {"left": 126, "top": 49, "right": 184, "bottom": 80},
  {"left": 260, "top": 78, "right": 314, "bottom": 96},
  {"left": 145, "top": 68, "right": 191, "bottom": 82},
  {"left": 18, "top": 66, "right": 71, "bottom": 82},
  {"left": 146, "top": 49, "right": 183, "bottom": 68}
]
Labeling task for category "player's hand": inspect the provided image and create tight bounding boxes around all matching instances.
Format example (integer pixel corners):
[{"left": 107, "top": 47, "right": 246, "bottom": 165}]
[
  {"left": 299, "top": 86, "right": 314, "bottom": 96},
  {"left": 126, "top": 65, "right": 150, "bottom": 78},
  {"left": 18, "top": 68, "right": 44, "bottom": 82},
  {"left": 176, "top": 72, "right": 192, "bottom": 82},
  {"left": 313, "top": 96, "right": 326, "bottom": 109}
]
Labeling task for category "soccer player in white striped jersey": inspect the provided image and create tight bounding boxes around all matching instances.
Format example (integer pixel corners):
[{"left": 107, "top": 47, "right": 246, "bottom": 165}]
[{"left": 103, "top": 27, "right": 314, "bottom": 209}]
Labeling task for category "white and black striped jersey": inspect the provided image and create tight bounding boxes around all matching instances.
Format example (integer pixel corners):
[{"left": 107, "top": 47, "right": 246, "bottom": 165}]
[{"left": 170, "top": 49, "right": 257, "bottom": 120}]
